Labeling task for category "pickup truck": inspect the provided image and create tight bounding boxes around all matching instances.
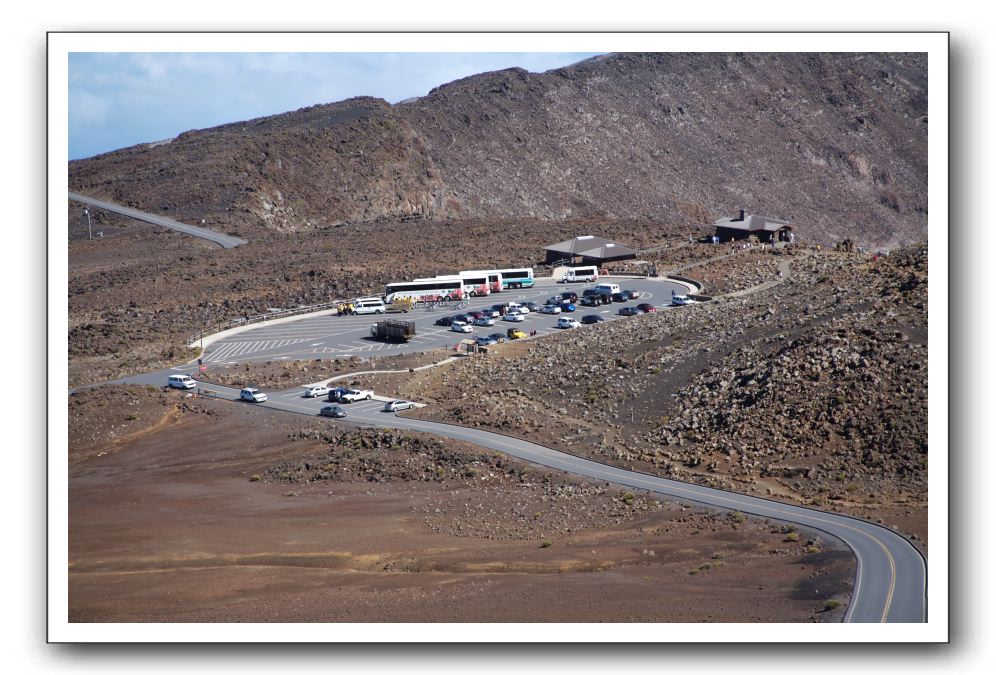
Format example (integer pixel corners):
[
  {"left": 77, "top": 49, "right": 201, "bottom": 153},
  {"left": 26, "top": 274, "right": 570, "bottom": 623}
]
[{"left": 339, "top": 388, "right": 374, "bottom": 403}]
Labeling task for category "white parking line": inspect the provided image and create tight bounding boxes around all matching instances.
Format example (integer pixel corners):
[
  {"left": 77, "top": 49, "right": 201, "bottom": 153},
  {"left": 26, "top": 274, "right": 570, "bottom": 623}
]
[
  {"left": 205, "top": 342, "right": 241, "bottom": 362},
  {"left": 349, "top": 402, "right": 384, "bottom": 412}
]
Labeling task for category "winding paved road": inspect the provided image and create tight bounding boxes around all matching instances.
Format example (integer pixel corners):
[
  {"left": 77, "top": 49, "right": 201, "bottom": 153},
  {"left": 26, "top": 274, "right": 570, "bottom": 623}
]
[
  {"left": 184, "top": 381, "right": 926, "bottom": 623},
  {"left": 68, "top": 192, "right": 248, "bottom": 249},
  {"left": 85, "top": 270, "right": 926, "bottom": 622}
]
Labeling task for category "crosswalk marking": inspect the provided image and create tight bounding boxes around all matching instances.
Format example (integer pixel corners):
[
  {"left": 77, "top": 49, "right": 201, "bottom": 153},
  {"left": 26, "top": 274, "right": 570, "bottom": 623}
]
[{"left": 204, "top": 338, "right": 309, "bottom": 363}]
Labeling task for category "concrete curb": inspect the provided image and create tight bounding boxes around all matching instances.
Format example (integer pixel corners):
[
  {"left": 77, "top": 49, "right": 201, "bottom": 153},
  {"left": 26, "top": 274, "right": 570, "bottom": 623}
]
[
  {"left": 192, "top": 308, "right": 342, "bottom": 354},
  {"left": 302, "top": 356, "right": 460, "bottom": 389},
  {"left": 597, "top": 273, "right": 702, "bottom": 294},
  {"left": 662, "top": 276, "right": 702, "bottom": 294}
]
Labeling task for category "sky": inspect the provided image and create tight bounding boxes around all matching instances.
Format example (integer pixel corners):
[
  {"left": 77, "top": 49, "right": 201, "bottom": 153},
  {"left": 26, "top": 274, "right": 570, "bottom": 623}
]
[{"left": 68, "top": 52, "right": 602, "bottom": 160}]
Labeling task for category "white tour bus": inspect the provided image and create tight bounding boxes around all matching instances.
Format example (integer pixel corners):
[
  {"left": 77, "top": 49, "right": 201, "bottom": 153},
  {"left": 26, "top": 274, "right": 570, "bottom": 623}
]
[
  {"left": 461, "top": 269, "right": 504, "bottom": 294},
  {"left": 456, "top": 271, "right": 493, "bottom": 296},
  {"left": 352, "top": 296, "right": 387, "bottom": 315},
  {"left": 563, "top": 265, "right": 599, "bottom": 283},
  {"left": 496, "top": 267, "right": 535, "bottom": 290},
  {"left": 384, "top": 276, "right": 464, "bottom": 303}
]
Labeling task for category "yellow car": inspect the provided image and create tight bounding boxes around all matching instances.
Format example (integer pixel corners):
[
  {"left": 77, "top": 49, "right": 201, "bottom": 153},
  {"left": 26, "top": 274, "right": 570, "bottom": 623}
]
[{"left": 507, "top": 329, "right": 528, "bottom": 340}]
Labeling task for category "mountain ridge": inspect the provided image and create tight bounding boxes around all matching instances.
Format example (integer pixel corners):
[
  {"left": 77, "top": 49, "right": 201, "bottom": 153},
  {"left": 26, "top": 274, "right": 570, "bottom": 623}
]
[{"left": 69, "top": 52, "right": 927, "bottom": 248}]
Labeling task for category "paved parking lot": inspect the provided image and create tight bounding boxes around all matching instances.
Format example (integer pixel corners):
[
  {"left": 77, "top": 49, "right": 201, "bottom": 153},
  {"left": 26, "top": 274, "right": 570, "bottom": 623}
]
[{"left": 200, "top": 277, "right": 690, "bottom": 366}]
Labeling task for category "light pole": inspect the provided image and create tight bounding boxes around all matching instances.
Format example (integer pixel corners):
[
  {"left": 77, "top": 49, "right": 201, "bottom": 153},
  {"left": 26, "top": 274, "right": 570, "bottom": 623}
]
[{"left": 83, "top": 207, "right": 92, "bottom": 240}]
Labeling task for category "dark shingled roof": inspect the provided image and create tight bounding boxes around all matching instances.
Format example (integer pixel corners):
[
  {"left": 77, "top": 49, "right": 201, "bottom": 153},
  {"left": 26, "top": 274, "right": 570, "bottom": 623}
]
[
  {"left": 544, "top": 235, "right": 637, "bottom": 258},
  {"left": 714, "top": 213, "right": 792, "bottom": 232}
]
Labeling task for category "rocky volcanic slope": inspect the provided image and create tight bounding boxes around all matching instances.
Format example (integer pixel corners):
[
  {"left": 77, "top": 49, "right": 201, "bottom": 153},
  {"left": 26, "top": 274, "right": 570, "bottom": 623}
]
[
  {"left": 400, "top": 245, "right": 927, "bottom": 535},
  {"left": 70, "top": 52, "right": 927, "bottom": 248}
]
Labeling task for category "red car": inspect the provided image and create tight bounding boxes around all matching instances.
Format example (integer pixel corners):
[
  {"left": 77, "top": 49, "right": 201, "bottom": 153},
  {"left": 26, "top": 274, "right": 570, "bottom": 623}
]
[{"left": 636, "top": 303, "right": 657, "bottom": 313}]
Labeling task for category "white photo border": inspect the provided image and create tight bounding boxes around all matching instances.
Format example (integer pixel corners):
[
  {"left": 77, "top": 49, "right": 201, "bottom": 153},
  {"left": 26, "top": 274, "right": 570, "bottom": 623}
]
[{"left": 49, "top": 31, "right": 948, "bottom": 643}]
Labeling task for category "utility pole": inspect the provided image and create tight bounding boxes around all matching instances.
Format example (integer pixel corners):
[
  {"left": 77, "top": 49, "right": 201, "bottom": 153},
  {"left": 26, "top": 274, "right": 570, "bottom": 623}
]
[{"left": 83, "top": 207, "right": 92, "bottom": 240}]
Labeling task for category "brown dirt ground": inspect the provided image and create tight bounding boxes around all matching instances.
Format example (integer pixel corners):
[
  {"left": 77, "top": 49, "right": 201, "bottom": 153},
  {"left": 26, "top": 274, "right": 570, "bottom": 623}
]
[
  {"left": 68, "top": 386, "right": 853, "bottom": 622},
  {"left": 387, "top": 247, "right": 928, "bottom": 551},
  {"left": 196, "top": 349, "right": 451, "bottom": 390}
]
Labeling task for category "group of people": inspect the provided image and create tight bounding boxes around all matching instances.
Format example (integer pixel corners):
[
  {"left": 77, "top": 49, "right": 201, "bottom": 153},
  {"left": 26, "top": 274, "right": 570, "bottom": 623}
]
[{"left": 335, "top": 302, "right": 356, "bottom": 316}]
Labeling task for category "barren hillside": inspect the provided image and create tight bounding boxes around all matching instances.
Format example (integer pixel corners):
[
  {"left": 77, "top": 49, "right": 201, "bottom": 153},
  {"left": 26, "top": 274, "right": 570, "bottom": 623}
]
[{"left": 69, "top": 52, "right": 927, "bottom": 249}]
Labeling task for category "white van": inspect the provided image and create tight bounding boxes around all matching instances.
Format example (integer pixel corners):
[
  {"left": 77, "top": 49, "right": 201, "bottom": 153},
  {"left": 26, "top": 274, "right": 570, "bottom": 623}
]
[
  {"left": 167, "top": 374, "right": 196, "bottom": 390},
  {"left": 353, "top": 297, "right": 386, "bottom": 315},
  {"left": 594, "top": 283, "right": 621, "bottom": 296},
  {"left": 564, "top": 266, "right": 599, "bottom": 283}
]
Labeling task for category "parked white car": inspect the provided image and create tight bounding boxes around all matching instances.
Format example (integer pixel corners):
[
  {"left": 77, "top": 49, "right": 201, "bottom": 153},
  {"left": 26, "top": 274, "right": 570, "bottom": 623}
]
[
  {"left": 473, "top": 316, "right": 495, "bottom": 327},
  {"left": 503, "top": 313, "right": 524, "bottom": 322},
  {"left": 304, "top": 385, "right": 330, "bottom": 398},
  {"left": 451, "top": 321, "right": 473, "bottom": 333},
  {"left": 671, "top": 294, "right": 694, "bottom": 306},
  {"left": 557, "top": 317, "right": 581, "bottom": 329},
  {"left": 240, "top": 387, "right": 267, "bottom": 403},
  {"left": 383, "top": 400, "right": 415, "bottom": 412},
  {"left": 540, "top": 304, "right": 562, "bottom": 314}
]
